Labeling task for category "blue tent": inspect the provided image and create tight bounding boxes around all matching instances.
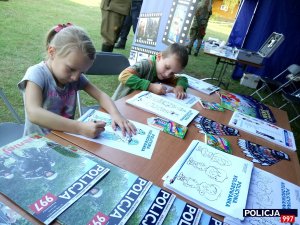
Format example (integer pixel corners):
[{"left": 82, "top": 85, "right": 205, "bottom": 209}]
[{"left": 228, "top": 0, "right": 300, "bottom": 80}]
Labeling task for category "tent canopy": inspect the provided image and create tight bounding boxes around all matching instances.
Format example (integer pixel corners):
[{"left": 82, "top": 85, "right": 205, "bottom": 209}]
[{"left": 228, "top": 0, "right": 300, "bottom": 80}]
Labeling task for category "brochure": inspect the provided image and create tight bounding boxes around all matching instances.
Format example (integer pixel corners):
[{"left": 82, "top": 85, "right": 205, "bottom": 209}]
[{"left": 229, "top": 111, "right": 296, "bottom": 151}]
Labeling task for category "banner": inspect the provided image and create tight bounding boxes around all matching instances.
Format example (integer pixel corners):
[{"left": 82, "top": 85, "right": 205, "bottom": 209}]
[{"left": 129, "top": 0, "right": 197, "bottom": 64}]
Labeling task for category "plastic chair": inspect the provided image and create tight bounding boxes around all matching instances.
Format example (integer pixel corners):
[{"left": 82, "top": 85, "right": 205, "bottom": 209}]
[
  {"left": 250, "top": 64, "right": 300, "bottom": 106},
  {"left": 0, "top": 88, "right": 24, "bottom": 147},
  {"left": 77, "top": 52, "right": 130, "bottom": 116},
  {"left": 279, "top": 89, "right": 300, "bottom": 123}
]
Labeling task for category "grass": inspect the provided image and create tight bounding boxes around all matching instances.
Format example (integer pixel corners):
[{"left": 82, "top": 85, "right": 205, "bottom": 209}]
[{"left": 0, "top": 0, "right": 299, "bottom": 157}]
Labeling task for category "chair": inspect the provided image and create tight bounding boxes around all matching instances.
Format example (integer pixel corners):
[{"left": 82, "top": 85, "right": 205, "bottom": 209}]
[
  {"left": 0, "top": 88, "right": 24, "bottom": 147},
  {"left": 77, "top": 52, "right": 130, "bottom": 116},
  {"left": 250, "top": 64, "right": 300, "bottom": 106},
  {"left": 279, "top": 89, "right": 300, "bottom": 123}
]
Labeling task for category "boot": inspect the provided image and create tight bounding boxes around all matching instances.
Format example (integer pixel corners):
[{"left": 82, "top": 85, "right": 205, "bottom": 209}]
[
  {"left": 186, "top": 46, "right": 192, "bottom": 55},
  {"left": 114, "top": 40, "right": 126, "bottom": 49},
  {"left": 194, "top": 48, "right": 200, "bottom": 56},
  {"left": 101, "top": 44, "right": 114, "bottom": 52}
]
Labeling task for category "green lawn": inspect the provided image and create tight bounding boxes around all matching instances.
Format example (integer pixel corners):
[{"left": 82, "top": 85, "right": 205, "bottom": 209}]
[{"left": 0, "top": 0, "right": 299, "bottom": 155}]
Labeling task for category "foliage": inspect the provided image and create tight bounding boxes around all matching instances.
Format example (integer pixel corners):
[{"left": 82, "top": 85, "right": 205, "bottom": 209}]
[{"left": 0, "top": 0, "right": 299, "bottom": 158}]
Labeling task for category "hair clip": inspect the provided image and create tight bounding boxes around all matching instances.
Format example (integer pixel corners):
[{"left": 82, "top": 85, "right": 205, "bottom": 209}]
[{"left": 54, "top": 22, "right": 73, "bottom": 33}]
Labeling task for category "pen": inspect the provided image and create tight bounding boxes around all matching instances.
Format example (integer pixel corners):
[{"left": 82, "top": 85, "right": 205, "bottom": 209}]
[{"left": 169, "top": 142, "right": 199, "bottom": 184}]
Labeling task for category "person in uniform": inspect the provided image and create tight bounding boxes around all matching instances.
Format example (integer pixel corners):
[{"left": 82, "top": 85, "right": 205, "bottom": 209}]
[
  {"left": 100, "top": 0, "right": 131, "bottom": 52},
  {"left": 186, "top": 0, "right": 212, "bottom": 56}
]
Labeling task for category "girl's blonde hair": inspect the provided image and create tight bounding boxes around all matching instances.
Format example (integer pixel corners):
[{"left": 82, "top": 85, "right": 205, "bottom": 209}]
[{"left": 46, "top": 25, "right": 96, "bottom": 60}]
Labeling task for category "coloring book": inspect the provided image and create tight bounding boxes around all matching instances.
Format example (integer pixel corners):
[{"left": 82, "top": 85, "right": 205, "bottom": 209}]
[
  {"left": 224, "top": 167, "right": 300, "bottom": 225},
  {"left": 229, "top": 111, "right": 296, "bottom": 151},
  {"left": 58, "top": 152, "right": 152, "bottom": 225},
  {"left": 163, "top": 140, "right": 253, "bottom": 220},
  {"left": 69, "top": 109, "right": 159, "bottom": 159},
  {"left": 179, "top": 74, "right": 220, "bottom": 95},
  {"left": 157, "top": 83, "right": 198, "bottom": 107},
  {"left": 126, "top": 91, "right": 199, "bottom": 127},
  {"left": 0, "top": 134, "right": 109, "bottom": 225}
]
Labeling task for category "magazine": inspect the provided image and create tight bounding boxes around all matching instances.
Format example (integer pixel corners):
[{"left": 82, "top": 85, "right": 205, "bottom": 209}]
[
  {"left": 126, "top": 91, "right": 199, "bottom": 127},
  {"left": 200, "top": 212, "right": 225, "bottom": 225},
  {"left": 179, "top": 74, "right": 220, "bottom": 95},
  {"left": 228, "top": 111, "right": 296, "bottom": 151},
  {"left": 69, "top": 109, "right": 160, "bottom": 159},
  {"left": 0, "top": 201, "right": 32, "bottom": 225},
  {"left": 0, "top": 134, "right": 109, "bottom": 225},
  {"left": 224, "top": 167, "right": 300, "bottom": 225},
  {"left": 218, "top": 90, "right": 276, "bottom": 123},
  {"left": 162, "top": 198, "right": 202, "bottom": 225},
  {"left": 163, "top": 140, "right": 253, "bottom": 220},
  {"left": 58, "top": 154, "right": 152, "bottom": 225},
  {"left": 125, "top": 185, "right": 176, "bottom": 225}
]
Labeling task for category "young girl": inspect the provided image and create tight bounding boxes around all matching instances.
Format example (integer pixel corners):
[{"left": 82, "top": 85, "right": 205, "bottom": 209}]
[
  {"left": 18, "top": 24, "right": 136, "bottom": 138},
  {"left": 112, "top": 43, "right": 189, "bottom": 100}
]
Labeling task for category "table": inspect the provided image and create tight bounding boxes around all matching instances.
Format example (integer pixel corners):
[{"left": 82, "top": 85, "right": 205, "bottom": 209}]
[
  {"left": 51, "top": 89, "right": 300, "bottom": 221},
  {"left": 203, "top": 43, "right": 263, "bottom": 89},
  {"left": 1, "top": 89, "right": 299, "bottom": 224}
]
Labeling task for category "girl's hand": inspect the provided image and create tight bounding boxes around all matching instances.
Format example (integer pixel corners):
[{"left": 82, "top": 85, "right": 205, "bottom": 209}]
[
  {"left": 79, "top": 121, "right": 106, "bottom": 138},
  {"left": 111, "top": 115, "right": 137, "bottom": 136},
  {"left": 173, "top": 86, "right": 187, "bottom": 99}
]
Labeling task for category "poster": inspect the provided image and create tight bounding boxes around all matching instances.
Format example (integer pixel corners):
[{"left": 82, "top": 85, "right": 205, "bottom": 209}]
[{"left": 129, "top": 0, "right": 198, "bottom": 65}]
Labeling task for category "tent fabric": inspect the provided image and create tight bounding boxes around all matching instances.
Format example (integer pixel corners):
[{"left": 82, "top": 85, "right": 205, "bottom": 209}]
[{"left": 228, "top": 0, "right": 300, "bottom": 80}]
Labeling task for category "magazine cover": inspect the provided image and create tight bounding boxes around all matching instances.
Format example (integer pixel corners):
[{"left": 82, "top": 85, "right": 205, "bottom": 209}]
[
  {"left": 0, "top": 201, "right": 32, "bottom": 225},
  {"left": 58, "top": 154, "right": 152, "bottom": 225},
  {"left": 0, "top": 134, "right": 109, "bottom": 225},
  {"left": 70, "top": 109, "right": 160, "bottom": 159},
  {"left": 125, "top": 185, "right": 176, "bottom": 225},
  {"left": 229, "top": 111, "right": 296, "bottom": 151},
  {"left": 200, "top": 212, "right": 225, "bottom": 225},
  {"left": 126, "top": 91, "right": 198, "bottom": 127},
  {"left": 162, "top": 198, "right": 202, "bottom": 225},
  {"left": 218, "top": 90, "right": 276, "bottom": 123},
  {"left": 163, "top": 140, "right": 253, "bottom": 220},
  {"left": 180, "top": 74, "right": 220, "bottom": 95},
  {"left": 224, "top": 167, "right": 300, "bottom": 225}
]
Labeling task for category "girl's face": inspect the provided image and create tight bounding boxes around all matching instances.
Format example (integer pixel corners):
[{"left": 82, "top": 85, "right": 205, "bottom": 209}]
[
  {"left": 47, "top": 47, "right": 93, "bottom": 87},
  {"left": 156, "top": 53, "right": 183, "bottom": 80}
]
